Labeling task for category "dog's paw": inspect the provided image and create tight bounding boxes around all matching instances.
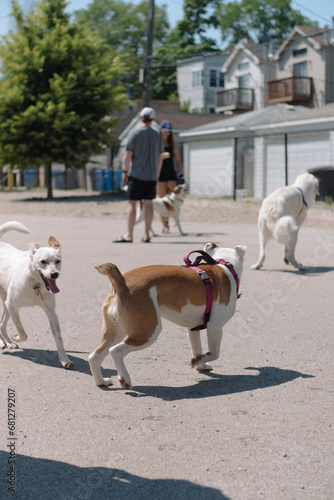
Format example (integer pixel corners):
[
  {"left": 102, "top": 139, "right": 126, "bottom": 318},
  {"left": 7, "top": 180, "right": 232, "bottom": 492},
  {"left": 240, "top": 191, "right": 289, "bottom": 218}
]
[
  {"left": 11, "top": 333, "right": 28, "bottom": 342},
  {"left": 190, "top": 354, "right": 205, "bottom": 369},
  {"left": 98, "top": 378, "right": 113, "bottom": 387},
  {"left": 62, "top": 360, "right": 74, "bottom": 370},
  {"left": 1, "top": 340, "right": 19, "bottom": 349},
  {"left": 196, "top": 363, "right": 213, "bottom": 372},
  {"left": 119, "top": 377, "right": 132, "bottom": 390},
  {"left": 251, "top": 263, "right": 262, "bottom": 270}
]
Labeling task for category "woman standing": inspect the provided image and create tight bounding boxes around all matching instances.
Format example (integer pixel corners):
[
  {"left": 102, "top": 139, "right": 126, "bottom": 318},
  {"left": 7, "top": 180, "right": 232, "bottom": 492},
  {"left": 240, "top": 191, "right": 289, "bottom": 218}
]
[{"left": 158, "top": 120, "right": 184, "bottom": 233}]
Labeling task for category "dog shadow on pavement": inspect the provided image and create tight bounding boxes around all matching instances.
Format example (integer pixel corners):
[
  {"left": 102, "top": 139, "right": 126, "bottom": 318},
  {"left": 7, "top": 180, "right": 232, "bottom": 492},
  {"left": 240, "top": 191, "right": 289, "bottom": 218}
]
[
  {"left": 0, "top": 450, "right": 228, "bottom": 500},
  {"left": 129, "top": 366, "right": 314, "bottom": 401},
  {"left": 259, "top": 266, "right": 334, "bottom": 275},
  {"left": 1, "top": 348, "right": 111, "bottom": 377}
]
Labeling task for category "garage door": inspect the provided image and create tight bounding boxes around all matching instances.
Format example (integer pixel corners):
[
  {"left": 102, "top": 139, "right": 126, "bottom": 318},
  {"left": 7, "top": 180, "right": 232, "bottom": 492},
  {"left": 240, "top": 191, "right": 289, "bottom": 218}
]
[
  {"left": 265, "top": 136, "right": 286, "bottom": 195},
  {"left": 189, "top": 140, "right": 233, "bottom": 195},
  {"left": 288, "top": 132, "right": 330, "bottom": 182},
  {"left": 264, "top": 132, "right": 330, "bottom": 196}
]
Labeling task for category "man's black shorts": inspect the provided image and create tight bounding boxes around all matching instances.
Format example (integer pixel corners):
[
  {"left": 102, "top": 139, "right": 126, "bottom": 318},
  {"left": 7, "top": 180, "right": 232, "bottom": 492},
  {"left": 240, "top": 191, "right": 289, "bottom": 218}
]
[{"left": 127, "top": 176, "right": 156, "bottom": 200}]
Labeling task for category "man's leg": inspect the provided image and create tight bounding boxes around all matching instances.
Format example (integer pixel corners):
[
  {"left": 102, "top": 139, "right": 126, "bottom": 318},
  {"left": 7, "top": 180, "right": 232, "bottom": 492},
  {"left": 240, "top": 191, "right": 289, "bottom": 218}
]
[
  {"left": 143, "top": 199, "right": 153, "bottom": 241},
  {"left": 124, "top": 200, "right": 137, "bottom": 241}
]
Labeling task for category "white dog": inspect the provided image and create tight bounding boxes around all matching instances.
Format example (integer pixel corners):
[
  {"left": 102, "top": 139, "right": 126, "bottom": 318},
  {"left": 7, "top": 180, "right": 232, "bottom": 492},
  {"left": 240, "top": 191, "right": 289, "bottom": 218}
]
[
  {"left": 136, "top": 183, "right": 188, "bottom": 235},
  {"left": 252, "top": 173, "right": 319, "bottom": 271},
  {"left": 89, "top": 242, "right": 246, "bottom": 389},
  {"left": 0, "top": 221, "right": 73, "bottom": 369}
]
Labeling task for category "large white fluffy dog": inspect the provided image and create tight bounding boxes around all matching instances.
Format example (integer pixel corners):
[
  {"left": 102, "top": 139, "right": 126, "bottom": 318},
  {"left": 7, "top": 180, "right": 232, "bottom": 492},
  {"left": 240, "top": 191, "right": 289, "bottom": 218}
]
[
  {"left": 0, "top": 221, "right": 74, "bottom": 369},
  {"left": 252, "top": 173, "right": 319, "bottom": 271}
]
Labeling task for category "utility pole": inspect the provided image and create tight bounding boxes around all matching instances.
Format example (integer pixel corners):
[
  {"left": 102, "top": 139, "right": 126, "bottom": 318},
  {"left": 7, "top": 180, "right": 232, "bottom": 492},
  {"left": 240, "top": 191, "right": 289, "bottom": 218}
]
[{"left": 142, "top": 0, "right": 154, "bottom": 107}]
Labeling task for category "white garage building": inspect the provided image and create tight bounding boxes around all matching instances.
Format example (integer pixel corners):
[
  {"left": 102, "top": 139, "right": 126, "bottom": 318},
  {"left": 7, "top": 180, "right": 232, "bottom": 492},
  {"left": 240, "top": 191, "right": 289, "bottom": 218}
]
[{"left": 180, "top": 103, "right": 334, "bottom": 198}]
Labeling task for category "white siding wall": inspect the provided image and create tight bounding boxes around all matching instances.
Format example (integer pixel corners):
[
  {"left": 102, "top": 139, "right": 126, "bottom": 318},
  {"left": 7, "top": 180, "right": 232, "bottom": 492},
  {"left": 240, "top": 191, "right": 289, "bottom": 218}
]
[
  {"left": 188, "top": 140, "right": 234, "bottom": 195},
  {"left": 254, "top": 131, "right": 331, "bottom": 197},
  {"left": 265, "top": 136, "right": 286, "bottom": 194},
  {"left": 254, "top": 136, "right": 265, "bottom": 198},
  {"left": 288, "top": 132, "right": 330, "bottom": 181},
  {"left": 177, "top": 60, "right": 204, "bottom": 112}
]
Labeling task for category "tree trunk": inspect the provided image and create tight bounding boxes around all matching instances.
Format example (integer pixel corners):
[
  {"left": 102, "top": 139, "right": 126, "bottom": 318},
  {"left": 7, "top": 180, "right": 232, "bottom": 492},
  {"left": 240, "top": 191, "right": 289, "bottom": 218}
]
[{"left": 45, "top": 163, "right": 53, "bottom": 199}]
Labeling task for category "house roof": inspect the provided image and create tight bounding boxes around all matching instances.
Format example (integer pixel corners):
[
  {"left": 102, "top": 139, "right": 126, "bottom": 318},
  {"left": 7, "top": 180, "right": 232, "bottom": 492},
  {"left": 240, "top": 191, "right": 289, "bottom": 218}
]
[
  {"left": 274, "top": 25, "right": 330, "bottom": 59},
  {"left": 179, "top": 104, "right": 308, "bottom": 137},
  {"left": 117, "top": 101, "right": 227, "bottom": 143},
  {"left": 251, "top": 102, "right": 334, "bottom": 131},
  {"left": 223, "top": 39, "right": 273, "bottom": 71}
]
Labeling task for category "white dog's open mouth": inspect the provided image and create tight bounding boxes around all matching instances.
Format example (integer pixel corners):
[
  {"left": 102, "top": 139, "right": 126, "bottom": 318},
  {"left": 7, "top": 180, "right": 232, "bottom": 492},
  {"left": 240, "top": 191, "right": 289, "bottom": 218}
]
[{"left": 39, "top": 272, "right": 60, "bottom": 294}]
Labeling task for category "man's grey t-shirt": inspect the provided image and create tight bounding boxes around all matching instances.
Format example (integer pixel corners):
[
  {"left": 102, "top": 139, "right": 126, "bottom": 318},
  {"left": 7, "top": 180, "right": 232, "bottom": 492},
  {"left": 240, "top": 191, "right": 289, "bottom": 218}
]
[{"left": 126, "top": 126, "right": 164, "bottom": 181}]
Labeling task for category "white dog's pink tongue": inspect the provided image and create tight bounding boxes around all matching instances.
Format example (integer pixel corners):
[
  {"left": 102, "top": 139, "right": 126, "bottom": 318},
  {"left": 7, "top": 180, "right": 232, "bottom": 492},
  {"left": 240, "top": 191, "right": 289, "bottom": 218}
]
[{"left": 47, "top": 279, "right": 60, "bottom": 294}]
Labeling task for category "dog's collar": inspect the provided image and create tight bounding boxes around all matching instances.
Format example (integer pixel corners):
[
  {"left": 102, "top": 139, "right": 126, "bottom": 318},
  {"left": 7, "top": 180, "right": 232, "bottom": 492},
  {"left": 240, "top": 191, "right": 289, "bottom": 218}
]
[
  {"left": 183, "top": 250, "right": 240, "bottom": 331},
  {"left": 296, "top": 187, "right": 308, "bottom": 208}
]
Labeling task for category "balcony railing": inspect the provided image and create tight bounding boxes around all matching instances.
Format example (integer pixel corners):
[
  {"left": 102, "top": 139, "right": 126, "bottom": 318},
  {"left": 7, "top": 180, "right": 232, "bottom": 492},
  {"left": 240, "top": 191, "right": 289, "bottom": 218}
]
[
  {"left": 268, "top": 77, "right": 313, "bottom": 104},
  {"left": 215, "top": 88, "right": 254, "bottom": 112}
]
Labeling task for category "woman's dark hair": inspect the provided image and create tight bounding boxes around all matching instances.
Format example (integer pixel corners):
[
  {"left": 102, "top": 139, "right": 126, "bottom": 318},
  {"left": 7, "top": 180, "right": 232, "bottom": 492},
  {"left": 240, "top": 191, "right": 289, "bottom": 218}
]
[{"left": 160, "top": 129, "right": 174, "bottom": 149}]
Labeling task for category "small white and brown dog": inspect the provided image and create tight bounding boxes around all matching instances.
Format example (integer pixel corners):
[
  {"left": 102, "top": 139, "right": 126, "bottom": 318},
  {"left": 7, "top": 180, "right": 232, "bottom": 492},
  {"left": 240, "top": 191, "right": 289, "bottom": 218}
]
[
  {"left": 0, "top": 221, "right": 73, "bottom": 369},
  {"left": 136, "top": 183, "right": 188, "bottom": 235},
  {"left": 252, "top": 172, "right": 319, "bottom": 271},
  {"left": 89, "top": 242, "right": 246, "bottom": 389}
]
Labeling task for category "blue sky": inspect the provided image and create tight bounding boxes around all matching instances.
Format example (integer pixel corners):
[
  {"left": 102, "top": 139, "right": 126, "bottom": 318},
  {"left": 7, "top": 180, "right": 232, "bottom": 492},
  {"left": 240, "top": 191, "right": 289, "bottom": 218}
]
[{"left": 0, "top": 0, "right": 333, "bottom": 45}]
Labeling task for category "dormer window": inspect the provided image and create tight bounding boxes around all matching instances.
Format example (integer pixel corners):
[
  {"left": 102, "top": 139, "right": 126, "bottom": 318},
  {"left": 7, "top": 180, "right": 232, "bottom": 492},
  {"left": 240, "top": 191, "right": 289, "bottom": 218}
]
[
  {"left": 293, "top": 48, "right": 307, "bottom": 57},
  {"left": 238, "top": 62, "right": 249, "bottom": 70}
]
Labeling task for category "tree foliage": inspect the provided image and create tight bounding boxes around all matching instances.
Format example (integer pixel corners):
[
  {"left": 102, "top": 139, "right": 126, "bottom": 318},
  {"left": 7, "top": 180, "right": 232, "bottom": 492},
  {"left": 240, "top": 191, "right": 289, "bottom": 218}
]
[
  {"left": 214, "top": 0, "right": 317, "bottom": 47},
  {"left": 0, "top": 0, "right": 126, "bottom": 197},
  {"left": 74, "top": 0, "right": 170, "bottom": 98}
]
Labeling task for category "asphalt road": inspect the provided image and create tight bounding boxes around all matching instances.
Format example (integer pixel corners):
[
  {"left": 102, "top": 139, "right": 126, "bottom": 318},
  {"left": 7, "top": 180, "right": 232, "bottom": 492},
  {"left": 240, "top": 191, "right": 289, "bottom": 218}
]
[{"left": 0, "top": 212, "right": 333, "bottom": 500}]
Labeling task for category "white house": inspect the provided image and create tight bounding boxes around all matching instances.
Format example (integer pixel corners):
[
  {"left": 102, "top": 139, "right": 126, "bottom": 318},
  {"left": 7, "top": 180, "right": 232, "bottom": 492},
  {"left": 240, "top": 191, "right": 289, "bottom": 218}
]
[{"left": 176, "top": 52, "right": 229, "bottom": 113}]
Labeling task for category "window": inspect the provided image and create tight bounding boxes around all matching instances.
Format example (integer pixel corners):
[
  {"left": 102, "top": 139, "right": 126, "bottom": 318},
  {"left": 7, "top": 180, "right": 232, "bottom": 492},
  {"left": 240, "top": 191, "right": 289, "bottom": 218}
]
[
  {"left": 293, "top": 48, "right": 307, "bottom": 57},
  {"left": 209, "top": 69, "right": 225, "bottom": 88},
  {"left": 238, "top": 61, "right": 249, "bottom": 70},
  {"left": 192, "top": 69, "right": 204, "bottom": 88}
]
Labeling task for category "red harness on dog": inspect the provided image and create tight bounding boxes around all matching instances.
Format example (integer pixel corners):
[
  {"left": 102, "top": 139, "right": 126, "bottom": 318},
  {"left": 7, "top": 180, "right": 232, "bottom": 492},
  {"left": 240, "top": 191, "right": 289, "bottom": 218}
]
[{"left": 183, "top": 250, "right": 240, "bottom": 331}]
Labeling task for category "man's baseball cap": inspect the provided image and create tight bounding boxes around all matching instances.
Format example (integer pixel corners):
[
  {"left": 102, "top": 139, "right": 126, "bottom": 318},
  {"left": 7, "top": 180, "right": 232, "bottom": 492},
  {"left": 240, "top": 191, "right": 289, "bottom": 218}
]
[
  {"left": 140, "top": 107, "right": 155, "bottom": 119},
  {"left": 160, "top": 120, "right": 172, "bottom": 132}
]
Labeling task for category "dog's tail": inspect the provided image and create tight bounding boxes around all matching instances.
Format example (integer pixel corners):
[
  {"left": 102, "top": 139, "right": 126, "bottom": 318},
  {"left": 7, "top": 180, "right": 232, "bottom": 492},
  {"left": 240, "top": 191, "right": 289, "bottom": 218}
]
[
  {"left": 135, "top": 201, "right": 144, "bottom": 224},
  {"left": 96, "top": 263, "right": 130, "bottom": 298},
  {"left": 0, "top": 221, "right": 32, "bottom": 239},
  {"left": 273, "top": 216, "right": 298, "bottom": 244}
]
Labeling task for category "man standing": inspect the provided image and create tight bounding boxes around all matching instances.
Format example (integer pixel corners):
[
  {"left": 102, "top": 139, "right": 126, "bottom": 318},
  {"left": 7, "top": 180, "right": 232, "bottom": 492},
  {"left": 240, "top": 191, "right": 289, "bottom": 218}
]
[{"left": 114, "top": 107, "right": 164, "bottom": 243}]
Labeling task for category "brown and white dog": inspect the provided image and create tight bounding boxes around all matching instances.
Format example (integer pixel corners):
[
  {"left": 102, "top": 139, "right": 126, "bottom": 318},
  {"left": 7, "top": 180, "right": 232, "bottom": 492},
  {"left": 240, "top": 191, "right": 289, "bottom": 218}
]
[
  {"left": 136, "top": 183, "right": 188, "bottom": 235},
  {"left": 0, "top": 221, "right": 73, "bottom": 369},
  {"left": 89, "top": 242, "right": 246, "bottom": 389},
  {"left": 252, "top": 173, "right": 319, "bottom": 271}
]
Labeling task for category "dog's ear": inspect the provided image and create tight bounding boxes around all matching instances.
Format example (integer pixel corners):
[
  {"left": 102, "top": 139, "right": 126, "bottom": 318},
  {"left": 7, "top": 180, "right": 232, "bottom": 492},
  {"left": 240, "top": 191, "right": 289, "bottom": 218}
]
[
  {"left": 234, "top": 245, "right": 247, "bottom": 261},
  {"left": 204, "top": 242, "right": 218, "bottom": 253},
  {"left": 29, "top": 243, "right": 41, "bottom": 255},
  {"left": 48, "top": 236, "right": 61, "bottom": 249}
]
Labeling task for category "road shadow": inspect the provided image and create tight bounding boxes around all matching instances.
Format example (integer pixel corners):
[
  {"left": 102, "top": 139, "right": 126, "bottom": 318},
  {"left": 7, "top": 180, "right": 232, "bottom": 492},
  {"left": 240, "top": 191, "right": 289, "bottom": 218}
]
[
  {"left": 12, "top": 192, "right": 126, "bottom": 204},
  {"left": 268, "top": 266, "right": 334, "bottom": 275},
  {"left": 0, "top": 451, "right": 228, "bottom": 500},
  {"left": 127, "top": 366, "right": 313, "bottom": 401},
  {"left": 1, "top": 348, "right": 114, "bottom": 377}
]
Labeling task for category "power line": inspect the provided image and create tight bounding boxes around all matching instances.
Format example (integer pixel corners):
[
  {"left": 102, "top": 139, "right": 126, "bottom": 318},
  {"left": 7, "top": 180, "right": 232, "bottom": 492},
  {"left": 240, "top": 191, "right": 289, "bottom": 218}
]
[{"left": 291, "top": 0, "right": 333, "bottom": 25}]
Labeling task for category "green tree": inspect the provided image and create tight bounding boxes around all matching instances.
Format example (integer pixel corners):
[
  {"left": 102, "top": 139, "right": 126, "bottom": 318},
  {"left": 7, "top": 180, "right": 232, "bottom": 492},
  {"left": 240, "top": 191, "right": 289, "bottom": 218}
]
[
  {"left": 214, "top": 0, "right": 317, "bottom": 47},
  {"left": 0, "top": 0, "right": 126, "bottom": 198},
  {"left": 152, "top": 0, "right": 220, "bottom": 100},
  {"left": 74, "top": 0, "right": 170, "bottom": 99}
]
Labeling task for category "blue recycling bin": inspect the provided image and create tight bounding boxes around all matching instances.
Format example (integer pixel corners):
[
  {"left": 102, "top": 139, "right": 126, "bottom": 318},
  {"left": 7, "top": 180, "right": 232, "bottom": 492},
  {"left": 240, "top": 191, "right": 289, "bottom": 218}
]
[
  {"left": 95, "top": 169, "right": 122, "bottom": 191},
  {"left": 23, "top": 169, "right": 39, "bottom": 187},
  {"left": 52, "top": 171, "right": 65, "bottom": 189},
  {"left": 112, "top": 170, "right": 122, "bottom": 191}
]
